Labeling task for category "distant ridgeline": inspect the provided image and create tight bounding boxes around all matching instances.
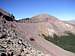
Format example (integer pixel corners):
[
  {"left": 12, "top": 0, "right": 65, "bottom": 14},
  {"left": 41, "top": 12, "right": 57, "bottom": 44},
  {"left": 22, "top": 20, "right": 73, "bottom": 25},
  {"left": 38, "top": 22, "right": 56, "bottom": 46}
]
[
  {"left": 0, "top": 8, "right": 15, "bottom": 21},
  {"left": 0, "top": 8, "right": 48, "bottom": 23},
  {"left": 16, "top": 18, "right": 32, "bottom": 23},
  {"left": 16, "top": 18, "right": 41, "bottom": 23},
  {"left": 42, "top": 32, "right": 75, "bottom": 53}
]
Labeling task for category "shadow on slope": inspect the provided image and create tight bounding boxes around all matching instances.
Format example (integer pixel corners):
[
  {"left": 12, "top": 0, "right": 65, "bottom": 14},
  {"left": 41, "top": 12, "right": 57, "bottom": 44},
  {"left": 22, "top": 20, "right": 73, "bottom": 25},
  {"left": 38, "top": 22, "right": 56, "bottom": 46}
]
[{"left": 42, "top": 32, "right": 75, "bottom": 53}]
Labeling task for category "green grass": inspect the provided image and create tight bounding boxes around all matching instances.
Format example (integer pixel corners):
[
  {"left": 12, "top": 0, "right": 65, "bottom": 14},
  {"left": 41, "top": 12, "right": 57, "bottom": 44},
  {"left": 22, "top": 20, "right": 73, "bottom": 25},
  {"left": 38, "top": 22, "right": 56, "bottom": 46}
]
[{"left": 42, "top": 33, "right": 75, "bottom": 53}]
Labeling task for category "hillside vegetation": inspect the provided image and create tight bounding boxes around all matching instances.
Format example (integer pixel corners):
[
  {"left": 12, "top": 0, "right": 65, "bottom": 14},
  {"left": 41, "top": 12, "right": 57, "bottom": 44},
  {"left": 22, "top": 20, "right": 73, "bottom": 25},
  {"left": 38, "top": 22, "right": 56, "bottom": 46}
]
[{"left": 42, "top": 33, "right": 75, "bottom": 53}]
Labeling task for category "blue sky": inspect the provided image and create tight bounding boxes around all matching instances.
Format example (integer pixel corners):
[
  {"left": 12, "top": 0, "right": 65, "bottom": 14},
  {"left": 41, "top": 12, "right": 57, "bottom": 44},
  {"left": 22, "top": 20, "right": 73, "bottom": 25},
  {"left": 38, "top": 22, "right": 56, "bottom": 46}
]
[{"left": 0, "top": 0, "right": 75, "bottom": 20}]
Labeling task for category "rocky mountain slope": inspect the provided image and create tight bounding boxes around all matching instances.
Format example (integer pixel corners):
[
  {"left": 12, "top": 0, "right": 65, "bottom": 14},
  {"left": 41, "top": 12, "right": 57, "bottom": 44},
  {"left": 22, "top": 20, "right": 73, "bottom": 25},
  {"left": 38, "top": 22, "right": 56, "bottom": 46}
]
[
  {"left": 0, "top": 9, "right": 75, "bottom": 56},
  {"left": 67, "top": 20, "right": 75, "bottom": 25},
  {"left": 31, "top": 14, "right": 75, "bottom": 36},
  {"left": 0, "top": 9, "right": 46, "bottom": 56}
]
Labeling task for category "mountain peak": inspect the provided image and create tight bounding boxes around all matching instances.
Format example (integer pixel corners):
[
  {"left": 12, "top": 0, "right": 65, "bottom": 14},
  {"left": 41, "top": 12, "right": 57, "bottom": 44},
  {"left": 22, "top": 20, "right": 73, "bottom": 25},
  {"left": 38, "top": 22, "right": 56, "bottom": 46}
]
[
  {"left": 31, "top": 13, "right": 58, "bottom": 22},
  {"left": 32, "top": 13, "right": 52, "bottom": 18},
  {"left": 35, "top": 13, "right": 50, "bottom": 17}
]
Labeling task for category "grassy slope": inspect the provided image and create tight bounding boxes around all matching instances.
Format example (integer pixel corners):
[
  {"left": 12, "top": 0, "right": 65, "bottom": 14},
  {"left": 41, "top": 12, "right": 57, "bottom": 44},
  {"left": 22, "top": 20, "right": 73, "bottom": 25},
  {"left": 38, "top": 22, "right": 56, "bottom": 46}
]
[{"left": 42, "top": 33, "right": 75, "bottom": 53}]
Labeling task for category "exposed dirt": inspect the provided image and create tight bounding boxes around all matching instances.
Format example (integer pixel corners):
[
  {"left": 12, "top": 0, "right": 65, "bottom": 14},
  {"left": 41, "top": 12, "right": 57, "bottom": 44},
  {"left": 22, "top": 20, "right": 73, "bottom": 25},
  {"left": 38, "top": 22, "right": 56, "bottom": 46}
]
[{"left": 15, "top": 22, "right": 75, "bottom": 56}]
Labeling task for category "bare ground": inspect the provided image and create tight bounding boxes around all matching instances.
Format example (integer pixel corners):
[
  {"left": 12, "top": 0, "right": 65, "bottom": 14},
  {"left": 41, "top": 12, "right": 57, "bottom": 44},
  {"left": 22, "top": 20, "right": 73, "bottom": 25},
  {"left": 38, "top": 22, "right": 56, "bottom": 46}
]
[{"left": 14, "top": 22, "right": 75, "bottom": 56}]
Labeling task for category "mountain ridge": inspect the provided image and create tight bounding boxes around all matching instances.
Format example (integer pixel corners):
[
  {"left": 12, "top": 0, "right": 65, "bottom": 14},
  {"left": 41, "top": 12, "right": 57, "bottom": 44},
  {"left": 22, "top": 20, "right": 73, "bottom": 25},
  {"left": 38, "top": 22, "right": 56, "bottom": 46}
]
[{"left": 0, "top": 8, "right": 75, "bottom": 56}]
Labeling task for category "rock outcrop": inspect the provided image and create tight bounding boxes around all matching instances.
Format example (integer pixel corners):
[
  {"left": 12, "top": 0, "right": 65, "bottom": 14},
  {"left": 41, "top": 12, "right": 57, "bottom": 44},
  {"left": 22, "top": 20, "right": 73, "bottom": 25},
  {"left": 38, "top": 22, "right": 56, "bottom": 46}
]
[{"left": 0, "top": 9, "right": 46, "bottom": 56}]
